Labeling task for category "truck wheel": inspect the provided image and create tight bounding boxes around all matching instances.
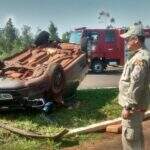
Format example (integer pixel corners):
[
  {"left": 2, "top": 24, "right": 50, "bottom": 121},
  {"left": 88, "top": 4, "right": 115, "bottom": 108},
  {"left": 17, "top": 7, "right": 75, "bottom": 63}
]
[
  {"left": 49, "top": 64, "right": 65, "bottom": 95},
  {"left": 91, "top": 60, "right": 104, "bottom": 73}
]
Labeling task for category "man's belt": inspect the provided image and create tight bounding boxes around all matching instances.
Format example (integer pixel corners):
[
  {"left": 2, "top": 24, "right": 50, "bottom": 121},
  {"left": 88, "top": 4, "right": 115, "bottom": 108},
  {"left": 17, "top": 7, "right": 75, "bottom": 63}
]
[{"left": 124, "top": 105, "right": 146, "bottom": 112}]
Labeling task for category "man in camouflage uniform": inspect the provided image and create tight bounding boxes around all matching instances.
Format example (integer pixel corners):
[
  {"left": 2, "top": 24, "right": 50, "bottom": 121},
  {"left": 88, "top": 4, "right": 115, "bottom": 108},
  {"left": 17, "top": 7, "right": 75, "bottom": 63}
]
[{"left": 118, "top": 24, "right": 150, "bottom": 150}]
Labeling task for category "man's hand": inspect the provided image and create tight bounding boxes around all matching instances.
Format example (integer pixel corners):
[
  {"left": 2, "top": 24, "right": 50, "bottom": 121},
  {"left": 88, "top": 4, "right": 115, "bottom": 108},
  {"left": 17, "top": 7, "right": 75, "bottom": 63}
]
[{"left": 122, "top": 108, "right": 132, "bottom": 119}]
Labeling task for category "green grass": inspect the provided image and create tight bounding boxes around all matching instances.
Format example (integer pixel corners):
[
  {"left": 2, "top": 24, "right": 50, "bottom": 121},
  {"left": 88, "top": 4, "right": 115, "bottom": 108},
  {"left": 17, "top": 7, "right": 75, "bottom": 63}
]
[
  {"left": 0, "top": 49, "right": 22, "bottom": 60},
  {"left": 0, "top": 89, "right": 121, "bottom": 150}
]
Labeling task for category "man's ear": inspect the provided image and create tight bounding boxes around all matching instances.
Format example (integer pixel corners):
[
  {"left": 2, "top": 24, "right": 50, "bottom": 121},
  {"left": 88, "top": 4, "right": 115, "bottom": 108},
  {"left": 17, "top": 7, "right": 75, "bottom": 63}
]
[{"left": 134, "top": 36, "right": 139, "bottom": 44}]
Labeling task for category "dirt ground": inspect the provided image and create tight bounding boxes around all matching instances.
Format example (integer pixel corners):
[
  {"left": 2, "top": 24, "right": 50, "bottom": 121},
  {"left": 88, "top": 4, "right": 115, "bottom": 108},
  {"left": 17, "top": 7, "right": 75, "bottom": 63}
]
[
  {"left": 73, "top": 67, "right": 150, "bottom": 150},
  {"left": 63, "top": 119, "right": 150, "bottom": 150}
]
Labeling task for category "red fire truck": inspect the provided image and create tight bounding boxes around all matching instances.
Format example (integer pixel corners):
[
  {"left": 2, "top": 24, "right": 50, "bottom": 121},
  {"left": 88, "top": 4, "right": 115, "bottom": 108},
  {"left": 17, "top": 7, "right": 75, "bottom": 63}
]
[{"left": 69, "top": 27, "right": 150, "bottom": 73}]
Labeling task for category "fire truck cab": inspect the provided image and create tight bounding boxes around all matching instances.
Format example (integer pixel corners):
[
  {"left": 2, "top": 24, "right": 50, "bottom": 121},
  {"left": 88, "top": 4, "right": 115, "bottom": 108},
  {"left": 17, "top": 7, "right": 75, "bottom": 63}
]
[{"left": 69, "top": 27, "right": 150, "bottom": 73}]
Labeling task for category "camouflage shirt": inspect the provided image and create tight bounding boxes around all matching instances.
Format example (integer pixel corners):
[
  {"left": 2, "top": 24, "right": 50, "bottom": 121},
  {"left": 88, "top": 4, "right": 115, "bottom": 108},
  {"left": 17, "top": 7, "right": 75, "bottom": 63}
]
[{"left": 118, "top": 48, "right": 150, "bottom": 109}]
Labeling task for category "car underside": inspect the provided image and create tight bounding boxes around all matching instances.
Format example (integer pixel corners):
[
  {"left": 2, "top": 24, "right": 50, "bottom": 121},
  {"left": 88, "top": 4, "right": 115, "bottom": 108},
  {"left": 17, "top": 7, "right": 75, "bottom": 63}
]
[{"left": 0, "top": 43, "right": 88, "bottom": 110}]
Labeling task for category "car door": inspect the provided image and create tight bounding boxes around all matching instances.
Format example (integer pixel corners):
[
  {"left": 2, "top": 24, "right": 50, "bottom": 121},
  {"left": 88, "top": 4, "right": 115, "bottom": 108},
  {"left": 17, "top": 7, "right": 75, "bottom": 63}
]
[{"left": 104, "top": 30, "right": 119, "bottom": 59}]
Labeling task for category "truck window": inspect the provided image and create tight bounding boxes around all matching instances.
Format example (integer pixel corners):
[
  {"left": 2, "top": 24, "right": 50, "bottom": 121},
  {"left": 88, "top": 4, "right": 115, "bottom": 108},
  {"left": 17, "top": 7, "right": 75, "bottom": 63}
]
[
  {"left": 86, "top": 32, "right": 99, "bottom": 51},
  {"left": 69, "top": 31, "right": 82, "bottom": 44},
  {"left": 86, "top": 32, "right": 99, "bottom": 44},
  {"left": 105, "top": 31, "right": 115, "bottom": 42}
]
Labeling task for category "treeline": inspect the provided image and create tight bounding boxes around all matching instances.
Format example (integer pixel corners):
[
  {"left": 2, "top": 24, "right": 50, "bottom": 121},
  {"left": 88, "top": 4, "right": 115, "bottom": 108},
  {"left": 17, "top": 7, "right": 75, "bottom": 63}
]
[{"left": 0, "top": 18, "right": 71, "bottom": 59}]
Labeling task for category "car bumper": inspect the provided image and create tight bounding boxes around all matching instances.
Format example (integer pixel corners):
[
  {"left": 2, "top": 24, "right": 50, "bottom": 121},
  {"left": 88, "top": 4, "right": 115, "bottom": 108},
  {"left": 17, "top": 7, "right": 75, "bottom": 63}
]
[{"left": 0, "top": 87, "right": 46, "bottom": 109}]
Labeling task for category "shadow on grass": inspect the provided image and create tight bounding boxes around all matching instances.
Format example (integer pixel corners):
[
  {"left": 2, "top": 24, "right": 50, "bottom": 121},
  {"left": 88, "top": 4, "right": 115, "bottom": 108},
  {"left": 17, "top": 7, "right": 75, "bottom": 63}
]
[
  {"left": 0, "top": 89, "right": 120, "bottom": 149},
  {"left": 60, "top": 133, "right": 102, "bottom": 148},
  {"left": 0, "top": 89, "right": 119, "bottom": 128},
  {"left": 60, "top": 138, "right": 79, "bottom": 148}
]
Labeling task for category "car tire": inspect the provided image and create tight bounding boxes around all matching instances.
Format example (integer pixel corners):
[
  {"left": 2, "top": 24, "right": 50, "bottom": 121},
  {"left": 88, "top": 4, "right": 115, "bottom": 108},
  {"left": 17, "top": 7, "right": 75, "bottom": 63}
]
[
  {"left": 91, "top": 60, "right": 104, "bottom": 73},
  {"left": 49, "top": 63, "right": 65, "bottom": 95}
]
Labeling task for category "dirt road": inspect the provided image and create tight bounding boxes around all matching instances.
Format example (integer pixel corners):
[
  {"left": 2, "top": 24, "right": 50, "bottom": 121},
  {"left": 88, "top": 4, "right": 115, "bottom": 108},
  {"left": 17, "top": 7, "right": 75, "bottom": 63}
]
[{"left": 63, "top": 119, "right": 150, "bottom": 150}]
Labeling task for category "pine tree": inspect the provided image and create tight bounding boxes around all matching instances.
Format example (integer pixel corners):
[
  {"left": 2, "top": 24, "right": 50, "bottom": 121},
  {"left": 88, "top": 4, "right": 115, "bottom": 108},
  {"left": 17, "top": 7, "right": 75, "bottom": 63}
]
[
  {"left": 4, "top": 18, "right": 17, "bottom": 52},
  {"left": 21, "top": 25, "right": 33, "bottom": 48},
  {"left": 48, "top": 21, "right": 59, "bottom": 42}
]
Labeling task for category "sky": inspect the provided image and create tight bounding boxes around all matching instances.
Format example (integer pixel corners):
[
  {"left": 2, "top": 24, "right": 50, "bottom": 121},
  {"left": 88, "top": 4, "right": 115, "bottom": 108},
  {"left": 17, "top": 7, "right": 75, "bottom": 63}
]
[{"left": 0, "top": 0, "right": 150, "bottom": 37}]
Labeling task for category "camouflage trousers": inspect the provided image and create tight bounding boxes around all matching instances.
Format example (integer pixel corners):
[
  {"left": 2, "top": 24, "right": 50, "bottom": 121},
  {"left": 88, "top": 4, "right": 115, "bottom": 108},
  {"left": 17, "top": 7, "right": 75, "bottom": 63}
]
[{"left": 122, "top": 111, "right": 144, "bottom": 150}]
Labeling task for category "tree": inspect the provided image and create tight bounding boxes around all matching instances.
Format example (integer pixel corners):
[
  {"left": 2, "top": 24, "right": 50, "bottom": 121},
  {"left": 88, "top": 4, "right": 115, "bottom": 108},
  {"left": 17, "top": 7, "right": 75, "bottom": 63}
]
[
  {"left": 134, "top": 20, "right": 142, "bottom": 26},
  {"left": 0, "top": 29, "right": 5, "bottom": 52},
  {"left": 13, "top": 38, "right": 23, "bottom": 52},
  {"left": 21, "top": 25, "right": 33, "bottom": 48},
  {"left": 4, "top": 18, "right": 17, "bottom": 52},
  {"left": 98, "top": 10, "right": 115, "bottom": 28},
  {"left": 48, "top": 21, "right": 59, "bottom": 42},
  {"left": 98, "top": 10, "right": 110, "bottom": 27},
  {"left": 35, "top": 27, "right": 42, "bottom": 37},
  {"left": 61, "top": 32, "right": 70, "bottom": 43},
  {"left": 110, "top": 17, "right": 115, "bottom": 25},
  {"left": 145, "top": 25, "right": 150, "bottom": 29},
  {"left": 0, "top": 35, "right": 6, "bottom": 54}
]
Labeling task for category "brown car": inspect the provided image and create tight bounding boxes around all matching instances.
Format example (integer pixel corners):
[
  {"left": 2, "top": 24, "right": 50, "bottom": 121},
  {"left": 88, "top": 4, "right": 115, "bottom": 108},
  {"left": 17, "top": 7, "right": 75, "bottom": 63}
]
[{"left": 0, "top": 43, "right": 88, "bottom": 110}]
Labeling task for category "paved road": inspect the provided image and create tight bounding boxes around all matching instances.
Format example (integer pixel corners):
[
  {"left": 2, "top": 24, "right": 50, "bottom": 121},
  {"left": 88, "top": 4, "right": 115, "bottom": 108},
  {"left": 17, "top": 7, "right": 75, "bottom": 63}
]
[
  {"left": 78, "top": 67, "right": 122, "bottom": 89},
  {"left": 63, "top": 119, "right": 150, "bottom": 150}
]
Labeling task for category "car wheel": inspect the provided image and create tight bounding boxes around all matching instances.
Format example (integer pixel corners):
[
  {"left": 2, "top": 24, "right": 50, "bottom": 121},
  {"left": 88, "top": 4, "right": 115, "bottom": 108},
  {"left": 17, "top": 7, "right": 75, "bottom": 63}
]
[
  {"left": 91, "top": 60, "right": 104, "bottom": 73},
  {"left": 49, "top": 63, "right": 65, "bottom": 95}
]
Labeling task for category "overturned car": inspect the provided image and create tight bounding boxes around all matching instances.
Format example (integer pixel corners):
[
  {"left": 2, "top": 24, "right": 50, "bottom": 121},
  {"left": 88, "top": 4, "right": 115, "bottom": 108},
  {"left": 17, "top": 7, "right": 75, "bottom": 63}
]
[{"left": 0, "top": 42, "right": 88, "bottom": 110}]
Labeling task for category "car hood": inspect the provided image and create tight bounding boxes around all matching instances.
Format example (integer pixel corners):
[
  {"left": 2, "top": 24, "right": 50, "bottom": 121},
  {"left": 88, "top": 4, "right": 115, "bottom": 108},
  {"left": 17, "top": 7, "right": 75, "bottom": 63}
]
[{"left": 0, "top": 78, "right": 25, "bottom": 90}]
